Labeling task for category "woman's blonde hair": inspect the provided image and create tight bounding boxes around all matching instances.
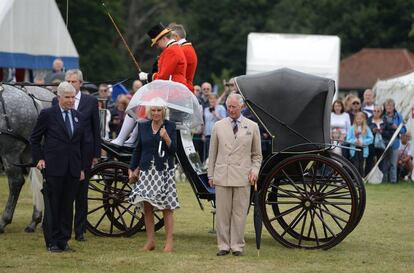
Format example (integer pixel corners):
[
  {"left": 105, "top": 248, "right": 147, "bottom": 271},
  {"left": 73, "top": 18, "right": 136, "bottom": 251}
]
[
  {"left": 145, "top": 106, "right": 168, "bottom": 120},
  {"left": 353, "top": 112, "right": 368, "bottom": 135}
]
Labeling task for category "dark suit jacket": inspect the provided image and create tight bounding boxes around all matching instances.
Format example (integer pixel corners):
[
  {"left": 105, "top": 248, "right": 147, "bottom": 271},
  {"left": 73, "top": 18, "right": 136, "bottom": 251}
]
[
  {"left": 53, "top": 92, "right": 100, "bottom": 164},
  {"left": 130, "top": 120, "right": 177, "bottom": 171},
  {"left": 30, "top": 105, "right": 87, "bottom": 177}
]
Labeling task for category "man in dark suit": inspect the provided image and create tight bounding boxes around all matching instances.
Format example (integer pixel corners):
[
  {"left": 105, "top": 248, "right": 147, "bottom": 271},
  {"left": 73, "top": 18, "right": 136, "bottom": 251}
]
[
  {"left": 53, "top": 69, "right": 101, "bottom": 241},
  {"left": 31, "top": 81, "right": 87, "bottom": 252}
]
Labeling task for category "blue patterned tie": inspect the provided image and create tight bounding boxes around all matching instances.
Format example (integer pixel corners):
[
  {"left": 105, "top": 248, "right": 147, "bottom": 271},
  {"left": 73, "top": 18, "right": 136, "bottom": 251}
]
[
  {"left": 64, "top": 111, "right": 73, "bottom": 137},
  {"left": 232, "top": 119, "right": 238, "bottom": 135}
]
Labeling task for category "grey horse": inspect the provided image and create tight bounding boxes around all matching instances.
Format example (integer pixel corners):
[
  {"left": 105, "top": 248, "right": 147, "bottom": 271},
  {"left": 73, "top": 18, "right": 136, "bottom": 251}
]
[{"left": 0, "top": 83, "right": 54, "bottom": 233}]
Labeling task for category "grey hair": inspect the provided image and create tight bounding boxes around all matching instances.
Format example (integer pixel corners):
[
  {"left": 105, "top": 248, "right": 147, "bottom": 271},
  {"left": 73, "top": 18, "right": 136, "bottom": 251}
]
[
  {"left": 57, "top": 81, "right": 76, "bottom": 96},
  {"left": 65, "top": 69, "right": 83, "bottom": 82},
  {"left": 226, "top": 93, "right": 244, "bottom": 106},
  {"left": 168, "top": 23, "right": 186, "bottom": 38}
]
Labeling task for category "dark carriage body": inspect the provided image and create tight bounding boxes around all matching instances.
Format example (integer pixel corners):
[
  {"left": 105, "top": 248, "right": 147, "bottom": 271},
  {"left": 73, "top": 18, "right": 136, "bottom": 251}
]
[{"left": 235, "top": 68, "right": 335, "bottom": 154}]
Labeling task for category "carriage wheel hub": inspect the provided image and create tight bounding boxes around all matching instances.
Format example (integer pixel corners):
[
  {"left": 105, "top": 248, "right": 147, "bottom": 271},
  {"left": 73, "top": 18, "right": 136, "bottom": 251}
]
[{"left": 304, "top": 200, "right": 312, "bottom": 208}]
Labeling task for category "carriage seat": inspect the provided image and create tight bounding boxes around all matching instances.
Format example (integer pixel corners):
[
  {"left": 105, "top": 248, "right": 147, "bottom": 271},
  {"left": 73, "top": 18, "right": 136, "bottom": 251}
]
[{"left": 101, "top": 139, "right": 134, "bottom": 162}]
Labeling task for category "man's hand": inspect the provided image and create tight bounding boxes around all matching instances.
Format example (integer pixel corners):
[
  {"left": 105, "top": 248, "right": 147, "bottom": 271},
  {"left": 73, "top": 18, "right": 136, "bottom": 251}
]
[
  {"left": 208, "top": 179, "right": 215, "bottom": 188},
  {"left": 80, "top": 170, "right": 85, "bottom": 181},
  {"left": 128, "top": 168, "right": 140, "bottom": 184},
  {"left": 139, "top": 72, "right": 148, "bottom": 81},
  {"left": 92, "top": 158, "right": 99, "bottom": 168},
  {"left": 248, "top": 170, "right": 258, "bottom": 186},
  {"left": 36, "top": 160, "right": 46, "bottom": 170}
]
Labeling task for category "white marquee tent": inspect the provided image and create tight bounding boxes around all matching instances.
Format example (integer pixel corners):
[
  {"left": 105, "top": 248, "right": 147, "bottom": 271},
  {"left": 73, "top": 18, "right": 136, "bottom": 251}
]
[
  {"left": 246, "top": 33, "right": 341, "bottom": 92},
  {"left": 373, "top": 71, "right": 414, "bottom": 138},
  {"left": 0, "top": 0, "right": 79, "bottom": 70}
]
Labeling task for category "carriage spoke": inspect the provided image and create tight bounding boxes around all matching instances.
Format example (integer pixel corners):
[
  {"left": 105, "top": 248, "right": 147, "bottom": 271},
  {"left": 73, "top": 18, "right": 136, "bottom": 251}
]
[
  {"left": 115, "top": 207, "right": 128, "bottom": 229},
  {"left": 109, "top": 206, "right": 115, "bottom": 234},
  {"left": 270, "top": 204, "right": 302, "bottom": 221},
  {"left": 314, "top": 205, "right": 348, "bottom": 223},
  {"left": 94, "top": 209, "right": 108, "bottom": 229},
  {"left": 281, "top": 170, "right": 306, "bottom": 198},
  {"left": 321, "top": 203, "right": 345, "bottom": 230},
  {"left": 266, "top": 200, "right": 302, "bottom": 205},
  {"left": 309, "top": 160, "right": 320, "bottom": 192},
  {"left": 319, "top": 184, "right": 348, "bottom": 197},
  {"left": 319, "top": 206, "right": 329, "bottom": 239},
  {"left": 316, "top": 168, "right": 338, "bottom": 193},
  {"left": 325, "top": 202, "right": 352, "bottom": 215},
  {"left": 298, "top": 210, "right": 308, "bottom": 246},
  {"left": 269, "top": 184, "right": 302, "bottom": 199},
  {"left": 118, "top": 203, "right": 142, "bottom": 221},
  {"left": 308, "top": 210, "right": 319, "bottom": 246},
  {"left": 88, "top": 204, "right": 106, "bottom": 215},
  {"left": 313, "top": 207, "right": 336, "bottom": 238},
  {"left": 315, "top": 200, "right": 352, "bottom": 205},
  {"left": 89, "top": 183, "right": 107, "bottom": 194},
  {"left": 297, "top": 161, "right": 309, "bottom": 196},
  {"left": 280, "top": 208, "right": 306, "bottom": 237},
  {"left": 88, "top": 197, "right": 107, "bottom": 201}
]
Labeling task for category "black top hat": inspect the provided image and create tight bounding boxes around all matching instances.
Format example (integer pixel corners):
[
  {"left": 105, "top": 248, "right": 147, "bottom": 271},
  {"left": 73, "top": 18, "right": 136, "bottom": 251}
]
[{"left": 147, "top": 23, "right": 172, "bottom": 47}]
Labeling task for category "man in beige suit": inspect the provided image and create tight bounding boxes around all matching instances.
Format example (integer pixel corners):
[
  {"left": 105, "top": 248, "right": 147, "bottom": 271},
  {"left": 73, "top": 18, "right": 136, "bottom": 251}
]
[{"left": 208, "top": 93, "right": 262, "bottom": 256}]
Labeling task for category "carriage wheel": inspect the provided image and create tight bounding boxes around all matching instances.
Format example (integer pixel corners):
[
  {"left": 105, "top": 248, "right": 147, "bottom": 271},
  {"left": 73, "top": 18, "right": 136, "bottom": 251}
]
[
  {"left": 87, "top": 161, "right": 144, "bottom": 237},
  {"left": 325, "top": 151, "right": 366, "bottom": 231},
  {"left": 87, "top": 161, "right": 165, "bottom": 237},
  {"left": 260, "top": 154, "right": 358, "bottom": 249}
]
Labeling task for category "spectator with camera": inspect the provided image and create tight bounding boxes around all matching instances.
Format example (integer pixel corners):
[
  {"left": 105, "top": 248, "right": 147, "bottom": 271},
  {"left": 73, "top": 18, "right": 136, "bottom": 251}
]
[
  {"left": 218, "top": 79, "right": 237, "bottom": 106},
  {"left": 203, "top": 94, "right": 226, "bottom": 162},
  {"left": 199, "top": 82, "right": 212, "bottom": 109}
]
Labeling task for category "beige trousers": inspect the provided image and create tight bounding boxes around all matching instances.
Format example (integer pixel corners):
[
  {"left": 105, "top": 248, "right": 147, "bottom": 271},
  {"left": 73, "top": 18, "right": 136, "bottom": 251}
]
[{"left": 215, "top": 185, "right": 251, "bottom": 252}]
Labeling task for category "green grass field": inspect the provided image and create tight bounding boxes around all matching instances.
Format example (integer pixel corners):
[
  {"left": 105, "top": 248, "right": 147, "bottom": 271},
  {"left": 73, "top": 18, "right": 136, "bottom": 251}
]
[{"left": 0, "top": 176, "right": 413, "bottom": 273}]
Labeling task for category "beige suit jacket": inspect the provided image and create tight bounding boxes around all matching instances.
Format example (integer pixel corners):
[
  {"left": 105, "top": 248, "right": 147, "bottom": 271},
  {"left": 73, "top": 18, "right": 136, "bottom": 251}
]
[{"left": 208, "top": 116, "right": 263, "bottom": 187}]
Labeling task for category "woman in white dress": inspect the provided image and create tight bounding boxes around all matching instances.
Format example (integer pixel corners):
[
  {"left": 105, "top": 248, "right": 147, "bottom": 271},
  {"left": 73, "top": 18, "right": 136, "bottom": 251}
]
[{"left": 330, "top": 99, "right": 351, "bottom": 155}]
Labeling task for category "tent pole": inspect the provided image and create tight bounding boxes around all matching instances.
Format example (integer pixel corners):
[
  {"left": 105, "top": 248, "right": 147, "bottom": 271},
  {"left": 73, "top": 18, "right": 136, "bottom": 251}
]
[{"left": 66, "top": 0, "right": 69, "bottom": 27}]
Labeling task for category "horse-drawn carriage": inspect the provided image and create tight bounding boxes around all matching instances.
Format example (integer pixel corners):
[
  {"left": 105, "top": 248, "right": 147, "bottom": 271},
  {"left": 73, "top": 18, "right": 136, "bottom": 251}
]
[{"left": 85, "top": 68, "right": 365, "bottom": 250}]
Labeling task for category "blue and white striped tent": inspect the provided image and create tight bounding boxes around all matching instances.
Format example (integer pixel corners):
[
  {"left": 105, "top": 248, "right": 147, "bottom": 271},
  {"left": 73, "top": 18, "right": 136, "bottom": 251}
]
[{"left": 0, "top": 0, "right": 79, "bottom": 70}]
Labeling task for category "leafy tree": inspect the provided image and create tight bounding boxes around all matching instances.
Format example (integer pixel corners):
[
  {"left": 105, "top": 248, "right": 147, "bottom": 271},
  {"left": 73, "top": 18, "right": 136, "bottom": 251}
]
[
  {"left": 56, "top": 0, "right": 131, "bottom": 83},
  {"left": 55, "top": 0, "right": 414, "bottom": 87}
]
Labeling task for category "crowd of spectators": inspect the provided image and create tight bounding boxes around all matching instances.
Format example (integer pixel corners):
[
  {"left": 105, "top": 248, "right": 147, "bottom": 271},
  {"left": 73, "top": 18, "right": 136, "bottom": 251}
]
[{"left": 330, "top": 89, "right": 412, "bottom": 183}]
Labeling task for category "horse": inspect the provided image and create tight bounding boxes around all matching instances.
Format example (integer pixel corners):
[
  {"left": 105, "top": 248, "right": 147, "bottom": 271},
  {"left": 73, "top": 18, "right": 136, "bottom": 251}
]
[{"left": 0, "top": 83, "right": 54, "bottom": 233}]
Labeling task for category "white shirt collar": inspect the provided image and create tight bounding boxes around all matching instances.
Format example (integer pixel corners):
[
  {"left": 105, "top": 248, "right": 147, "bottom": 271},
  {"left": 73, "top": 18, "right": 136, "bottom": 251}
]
[
  {"left": 75, "top": 91, "right": 81, "bottom": 100},
  {"left": 230, "top": 115, "right": 243, "bottom": 123},
  {"left": 166, "top": 39, "right": 176, "bottom": 46},
  {"left": 177, "top": 38, "right": 187, "bottom": 45}
]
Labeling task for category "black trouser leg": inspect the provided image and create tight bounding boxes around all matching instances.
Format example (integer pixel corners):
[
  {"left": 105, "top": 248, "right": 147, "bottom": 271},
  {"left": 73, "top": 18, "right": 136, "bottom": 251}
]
[
  {"left": 351, "top": 151, "right": 364, "bottom": 176},
  {"left": 46, "top": 175, "right": 77, "bottom": 248},
  {"left": 74, "top": 168, "right": 90, "bottom": 237},
  {"left": 365, "top": 144, "right": 375, "bottom": 176},
  {"left": 61, "top": 175, "right": 78, "bottom": 246}
]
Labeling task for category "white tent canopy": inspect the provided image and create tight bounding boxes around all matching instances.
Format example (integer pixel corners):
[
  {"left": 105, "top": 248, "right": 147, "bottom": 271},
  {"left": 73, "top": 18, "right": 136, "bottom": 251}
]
[
  {"left": 373, "top": 71, "right": 414, "bottom": 137},
  {"left": 0, "top": 0, "right": 79, "bottom": 69},
  {"left": 246, "top": 33, "right": 340, "bottom": 91}
]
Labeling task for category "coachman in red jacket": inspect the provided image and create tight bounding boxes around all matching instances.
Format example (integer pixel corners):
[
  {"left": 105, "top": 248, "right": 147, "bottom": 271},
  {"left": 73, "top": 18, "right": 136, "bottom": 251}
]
[
  {"left": 169, "top": 23, "right": 198, "bottom": 92},
  {"left": 139, "top": 23, "right": 192, "bottom": 91}
]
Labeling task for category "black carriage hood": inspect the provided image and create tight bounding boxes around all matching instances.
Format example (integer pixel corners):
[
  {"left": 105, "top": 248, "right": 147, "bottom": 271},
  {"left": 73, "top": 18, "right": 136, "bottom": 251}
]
[{"left": 234, "top": 68, "right": 335, "bottom": 153}]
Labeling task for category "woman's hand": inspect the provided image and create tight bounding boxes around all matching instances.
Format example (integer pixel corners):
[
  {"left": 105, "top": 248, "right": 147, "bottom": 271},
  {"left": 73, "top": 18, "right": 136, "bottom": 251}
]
[
  {"left": 160, "top": 127, "right": 170, "bottom": 141},
  {"left": 128, "top": 168, "right": 140, "bottom": 184},
  {"left": 160, "top": 126, "right": 172, "bottom": 147}
]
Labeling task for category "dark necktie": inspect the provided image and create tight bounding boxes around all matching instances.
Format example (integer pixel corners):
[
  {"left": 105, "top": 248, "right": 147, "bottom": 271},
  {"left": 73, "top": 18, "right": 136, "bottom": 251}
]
[
  {"left": 64, "top": 111, "right": 73, "bottom": 137},
  {"left": 232, "top": 119, "right": 238, "bottom": 135}
]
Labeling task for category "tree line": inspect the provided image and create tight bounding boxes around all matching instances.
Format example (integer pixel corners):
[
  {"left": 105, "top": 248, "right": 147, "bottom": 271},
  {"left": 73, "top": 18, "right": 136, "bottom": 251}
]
[{"left": 56, "top": 0, "right": 414, "bottom": 87}]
